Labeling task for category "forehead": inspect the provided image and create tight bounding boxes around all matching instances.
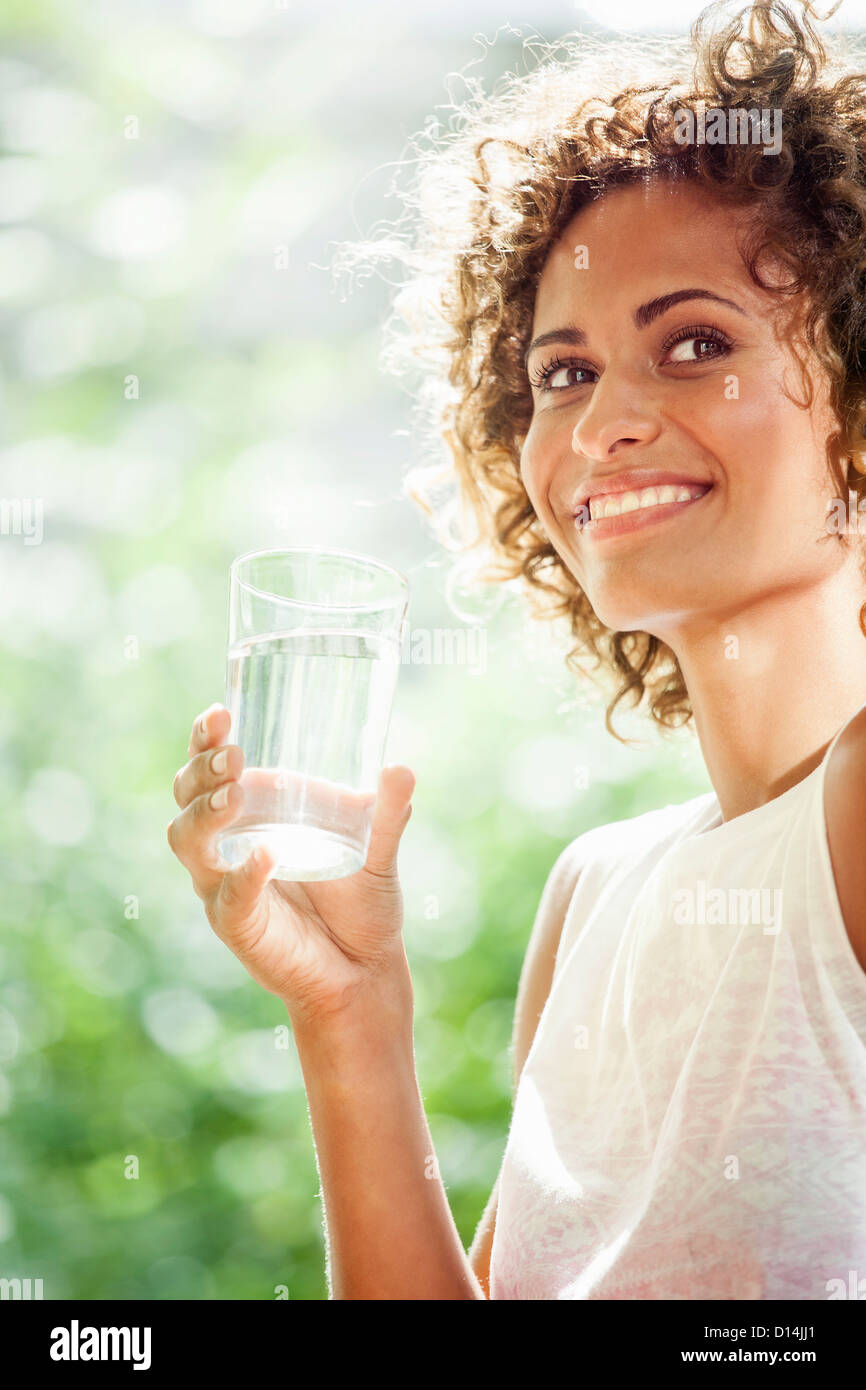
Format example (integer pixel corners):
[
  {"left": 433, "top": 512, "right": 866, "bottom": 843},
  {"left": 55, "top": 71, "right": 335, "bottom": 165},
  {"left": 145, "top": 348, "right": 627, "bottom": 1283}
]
[{"left": 533, "top": 181, "right": 758, "bottom": 325}]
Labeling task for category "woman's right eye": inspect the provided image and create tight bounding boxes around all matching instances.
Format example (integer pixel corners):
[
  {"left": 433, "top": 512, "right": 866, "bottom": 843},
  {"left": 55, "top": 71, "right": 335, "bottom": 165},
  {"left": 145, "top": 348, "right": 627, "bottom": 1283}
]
[{"left": 529, "top": 356, "right": 596, "bottom": 391}]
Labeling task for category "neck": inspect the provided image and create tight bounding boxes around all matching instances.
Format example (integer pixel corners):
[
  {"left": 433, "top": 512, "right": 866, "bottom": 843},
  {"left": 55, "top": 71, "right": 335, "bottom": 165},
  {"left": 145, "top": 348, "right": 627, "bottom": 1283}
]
[{"left": 664, "top": 568, "right": 866, "bottom": 822}]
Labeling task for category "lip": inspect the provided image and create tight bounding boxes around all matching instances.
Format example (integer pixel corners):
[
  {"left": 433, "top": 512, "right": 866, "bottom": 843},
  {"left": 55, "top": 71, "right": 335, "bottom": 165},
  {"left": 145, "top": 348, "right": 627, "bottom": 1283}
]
[
  {"left": 576, "top": 483, "right": 714, "bottom": 540},
  {"left": 572, "top": 469, "right": 714, "bottom": 518}
]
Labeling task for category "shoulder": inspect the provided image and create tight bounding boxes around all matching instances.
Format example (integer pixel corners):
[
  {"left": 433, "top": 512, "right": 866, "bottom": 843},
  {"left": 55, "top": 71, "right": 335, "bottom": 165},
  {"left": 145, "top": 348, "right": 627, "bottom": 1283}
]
[
  {"left": 527, "top": 805, "right": 672, "bottom": 934},
  {"left": 568, "top": 795, "right": 712, "bottom": 869},
  {"left": 511, "top": 837, "right": 586, "bottom": 1090},
  {"left": 510, "top": 797, "right": 703, "bottom": 1084},
  {"left": 517, "top": 836, "right": 586, "bottom": 1004},
  {"left": 535, "top": 835, "right": 587, "bottom": 919},
  {"left": 821, "top": 706, "right": 866, "bottom": 975}
]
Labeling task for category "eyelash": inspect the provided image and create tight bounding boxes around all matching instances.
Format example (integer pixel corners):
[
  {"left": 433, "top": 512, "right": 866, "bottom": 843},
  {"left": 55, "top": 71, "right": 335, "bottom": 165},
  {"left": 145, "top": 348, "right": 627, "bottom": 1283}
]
[{"left": 527, "top": 324, "right": 734, "bottom": 391}]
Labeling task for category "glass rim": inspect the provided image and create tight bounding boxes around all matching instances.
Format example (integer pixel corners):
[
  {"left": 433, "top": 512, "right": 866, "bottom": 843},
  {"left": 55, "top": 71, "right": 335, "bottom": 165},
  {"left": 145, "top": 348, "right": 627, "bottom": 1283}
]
[{"left": 230, "top": 545, "right": 410, "bottom": 614}]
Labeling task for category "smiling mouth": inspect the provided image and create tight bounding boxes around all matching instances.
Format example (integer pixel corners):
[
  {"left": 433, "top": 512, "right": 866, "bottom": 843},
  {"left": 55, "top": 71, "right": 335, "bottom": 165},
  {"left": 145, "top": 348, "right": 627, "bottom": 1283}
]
[{"left": 575, "top": 482, "right": 713, "bottom": 536}]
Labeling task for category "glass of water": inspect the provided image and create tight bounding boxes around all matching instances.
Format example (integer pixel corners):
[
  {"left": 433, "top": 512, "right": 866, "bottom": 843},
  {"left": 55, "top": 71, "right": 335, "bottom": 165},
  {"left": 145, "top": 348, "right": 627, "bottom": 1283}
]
[{"left": 217, "top": 546, "right": 409, "bottom": 882}]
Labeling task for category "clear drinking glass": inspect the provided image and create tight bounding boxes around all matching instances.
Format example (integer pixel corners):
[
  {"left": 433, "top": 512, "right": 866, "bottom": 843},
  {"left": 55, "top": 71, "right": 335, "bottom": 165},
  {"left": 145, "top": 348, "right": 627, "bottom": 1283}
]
[{"left": 216, "top": 546, "right": 409, "bottom": 882}]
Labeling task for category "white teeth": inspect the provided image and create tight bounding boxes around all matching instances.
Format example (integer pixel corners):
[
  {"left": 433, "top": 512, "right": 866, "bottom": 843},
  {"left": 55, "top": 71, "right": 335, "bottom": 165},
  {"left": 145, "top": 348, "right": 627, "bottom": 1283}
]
[{"left": 587, "top": 483, "right": 705, "bottom": 521}]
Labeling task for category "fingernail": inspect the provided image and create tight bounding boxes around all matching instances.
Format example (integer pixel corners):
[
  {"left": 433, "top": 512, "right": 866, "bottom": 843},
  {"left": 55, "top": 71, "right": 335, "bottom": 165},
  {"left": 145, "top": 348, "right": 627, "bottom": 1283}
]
[
  {"left": 211, "top": 749, "right": 228, "bottom": 775},
  {"left": 199, "top": 715, "right": 209, "bottom": 740},
  {"left": 210, "top": 785, "right": 229, "bottom": 810}
]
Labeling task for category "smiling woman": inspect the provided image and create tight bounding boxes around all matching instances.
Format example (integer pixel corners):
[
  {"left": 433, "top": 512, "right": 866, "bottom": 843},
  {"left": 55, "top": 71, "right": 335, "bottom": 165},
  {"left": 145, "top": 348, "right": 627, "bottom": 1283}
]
[
  {"left": 323, "top": 0, "right": 866, "bottom": 1302},
  {"left": 334, "top": 0, "right": 866, "bottom": 744},
  {"left": 163, "top": 0, "right": 866, "bottom": 1307}
]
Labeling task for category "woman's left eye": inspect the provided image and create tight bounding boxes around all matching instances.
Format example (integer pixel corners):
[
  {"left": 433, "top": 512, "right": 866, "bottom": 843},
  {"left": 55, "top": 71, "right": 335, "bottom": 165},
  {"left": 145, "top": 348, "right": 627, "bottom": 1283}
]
[{"left": 663, "top": 327, "right": 732, "bottom": 364}]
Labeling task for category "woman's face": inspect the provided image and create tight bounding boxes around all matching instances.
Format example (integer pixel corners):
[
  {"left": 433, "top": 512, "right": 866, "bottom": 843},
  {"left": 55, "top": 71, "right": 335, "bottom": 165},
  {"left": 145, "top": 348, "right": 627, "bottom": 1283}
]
[{"left": 520, "top": 179, "right": 846, "bottom": 636}]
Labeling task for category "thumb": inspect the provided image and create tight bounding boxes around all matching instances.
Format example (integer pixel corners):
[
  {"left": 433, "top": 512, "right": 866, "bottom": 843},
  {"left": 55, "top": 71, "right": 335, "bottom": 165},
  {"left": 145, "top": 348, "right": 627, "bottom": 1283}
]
[
  {"left": 362, "top": 764, "right": 415, "bottom": 879},
  {"left": 214, "top": 842, "right": 275, "bottom": 936}
]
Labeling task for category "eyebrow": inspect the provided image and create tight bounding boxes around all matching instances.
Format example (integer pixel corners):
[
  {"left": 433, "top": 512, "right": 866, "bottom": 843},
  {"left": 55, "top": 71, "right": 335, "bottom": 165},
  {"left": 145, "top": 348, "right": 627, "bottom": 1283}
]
[{"left": 523, "top": 288, "right": 749, "bottom": 370}]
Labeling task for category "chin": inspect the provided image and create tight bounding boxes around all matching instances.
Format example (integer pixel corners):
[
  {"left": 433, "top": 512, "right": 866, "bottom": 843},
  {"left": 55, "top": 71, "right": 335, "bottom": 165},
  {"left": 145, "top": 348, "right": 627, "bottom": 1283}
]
[
  {"left": 583, "top": 586, "right": 648, "bottom": 631},
  {"left": 585, "top": 588, "right": 692, "bottom": 637}
]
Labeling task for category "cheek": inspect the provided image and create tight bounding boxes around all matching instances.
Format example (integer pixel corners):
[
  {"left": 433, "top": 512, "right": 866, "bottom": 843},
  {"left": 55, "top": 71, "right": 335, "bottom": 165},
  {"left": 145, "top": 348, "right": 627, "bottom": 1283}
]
[
  {"left": 737, "top": 391, "right": 829, "bottom": 495},
  {"left": 520, "top": 417, "right": 563, "bottom": 514},
  {"left": 519, "top": 435, "right": 544, "bottom": 513},
  {"left": 684, "top": 375, "right": 819, "bottom": 498},
  {"left": 687, "top": 377, "right": 770, "bottom": 446}
]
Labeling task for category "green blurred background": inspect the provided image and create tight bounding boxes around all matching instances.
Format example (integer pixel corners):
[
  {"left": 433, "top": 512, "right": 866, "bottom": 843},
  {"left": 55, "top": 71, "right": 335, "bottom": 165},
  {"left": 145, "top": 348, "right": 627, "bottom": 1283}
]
[{"left": 0, "top": 0, "right": 755, "bottom": 1300}]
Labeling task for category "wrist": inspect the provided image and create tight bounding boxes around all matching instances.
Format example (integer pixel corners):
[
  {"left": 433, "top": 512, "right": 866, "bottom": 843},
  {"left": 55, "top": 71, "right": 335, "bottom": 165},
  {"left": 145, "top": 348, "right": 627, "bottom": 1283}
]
[
  {"left": 288, "top": 981, "right": 416, "bottom": 1101},
  {"left": 283, "top": 941, "right": 415, "bottom": 1047}
]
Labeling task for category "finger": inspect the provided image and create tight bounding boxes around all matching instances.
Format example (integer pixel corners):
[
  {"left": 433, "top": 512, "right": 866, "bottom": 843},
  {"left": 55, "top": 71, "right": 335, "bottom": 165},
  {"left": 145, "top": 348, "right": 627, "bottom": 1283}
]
[
  {"left": 362, "top": 765, "right": 415, "bottom": 880},
  {"left": 214, "top": 843, "right": 277, "bottom": 941},
  {"left": 188, "top": 703, "right": 231, "bottom": 759},
  {"left": 166, "top": 779, "right": 246, "bottom": 895},
  {"left": 173, "top": 742, "right": 244, "bottom": 811}
]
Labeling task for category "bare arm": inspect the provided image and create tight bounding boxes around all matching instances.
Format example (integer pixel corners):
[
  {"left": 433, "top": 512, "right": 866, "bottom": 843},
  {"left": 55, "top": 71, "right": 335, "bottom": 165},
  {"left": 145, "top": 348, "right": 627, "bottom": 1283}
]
[
  {"left": 467, "top": 838, "right": 585, "bottom": 1296},
  {"left": 169, "top": 705, "right": 482, "bottom": 1300},
  {"left": 169, "top": 706, "right": 582, "bottom": 1300},
  {"left": 298, "top": 836, "right": 583, "bottom": 1301},
  {"left": 292, "top": 950, "right": 487, "bottom": 1300}
]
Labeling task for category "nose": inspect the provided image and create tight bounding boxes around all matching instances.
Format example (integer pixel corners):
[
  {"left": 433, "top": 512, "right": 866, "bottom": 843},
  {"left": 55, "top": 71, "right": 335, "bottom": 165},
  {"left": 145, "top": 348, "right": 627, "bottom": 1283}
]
[{"left": 570, "top": 367, "right": 660, "bottom": 461}]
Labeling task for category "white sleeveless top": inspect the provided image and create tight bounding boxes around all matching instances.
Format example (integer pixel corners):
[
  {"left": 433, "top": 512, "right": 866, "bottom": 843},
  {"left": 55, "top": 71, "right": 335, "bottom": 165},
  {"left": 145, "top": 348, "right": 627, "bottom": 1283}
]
[{"left": 489, "top": 706, "right": 866, "bottom": 1300}]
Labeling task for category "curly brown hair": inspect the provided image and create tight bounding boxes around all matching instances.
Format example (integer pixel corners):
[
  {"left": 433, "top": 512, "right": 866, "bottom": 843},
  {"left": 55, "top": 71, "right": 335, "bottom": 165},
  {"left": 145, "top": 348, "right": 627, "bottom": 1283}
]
[{"left": 331, "top": 0, "right": 866, "bottom": 742}]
